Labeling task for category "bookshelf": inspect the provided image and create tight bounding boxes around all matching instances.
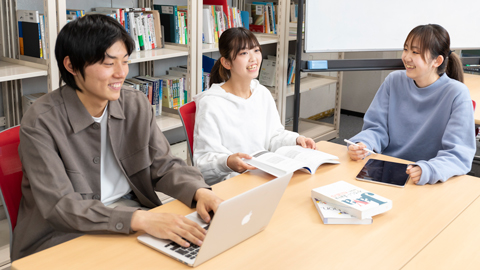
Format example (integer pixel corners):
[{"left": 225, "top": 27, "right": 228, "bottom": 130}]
[
  {"left": 128, "top": 45, "right": 189, "bottom": 63},
  {"left": 285, "top": 0, "right": 342, "bottom": 141},
  {"left": 2, "top": 0, "right": 341, "bottom": 133},
  {"left": 0, "top": 57, "right": 47, "bottom": 82}
]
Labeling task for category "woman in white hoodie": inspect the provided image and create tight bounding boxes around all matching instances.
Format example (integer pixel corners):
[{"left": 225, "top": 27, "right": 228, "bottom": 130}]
[{"left": 193, "top": 28, "right": 316, "bottom": 185}]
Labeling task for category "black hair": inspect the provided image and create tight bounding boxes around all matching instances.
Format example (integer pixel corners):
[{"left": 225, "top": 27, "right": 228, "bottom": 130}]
[
  {"left": 209, "top": 27, "right": 262, "bottom": 88},
  {"left": 55, "top": 14, "right": 135, "bottom": 91},
  {"left": 404, "top": 24, "right": 463, "bottom": 82}
]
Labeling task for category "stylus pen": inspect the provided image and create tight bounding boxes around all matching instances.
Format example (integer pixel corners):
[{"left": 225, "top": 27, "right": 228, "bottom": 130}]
[{"left": 344, "top": 139, "right": 376, "bottom": 154}]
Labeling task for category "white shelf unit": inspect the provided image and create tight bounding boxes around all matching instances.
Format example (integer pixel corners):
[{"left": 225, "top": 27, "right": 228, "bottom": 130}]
[
  {"left": 285, "top": 74, "right": 337, "bottom": 97},
  {"left": 0, "top": 0, "right": 58, "bottom": 128},
  {"left": 0, "top": 57, "right": 47, "bottom": 82},
  {"left": 284, "top": 0, "right": 342, "bottom": 141},
  {"left": 128, "top": 45, "right": 189, "bottom": 64},
  {"left": 156, "top": 112, "right": 182, "bottom": 131},
  {"left": 52, "top": 0, "right": 198, "bottom": 132},
  {"left": 202, "top": 33, "right": 279, "bottom": 53}
]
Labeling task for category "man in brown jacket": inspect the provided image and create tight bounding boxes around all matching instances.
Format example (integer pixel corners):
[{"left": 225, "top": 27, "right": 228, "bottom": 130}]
[{"left": 12, "top": 15, "right": 222, "bottom": 261}]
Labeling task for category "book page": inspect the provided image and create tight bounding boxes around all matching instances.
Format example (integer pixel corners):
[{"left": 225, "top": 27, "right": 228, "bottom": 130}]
[
  {"left": 275, "top": 146, "right": 339, "bottom": 172},
  {"left": 245, "top": 150, "right": 307, "bottom": 177}
]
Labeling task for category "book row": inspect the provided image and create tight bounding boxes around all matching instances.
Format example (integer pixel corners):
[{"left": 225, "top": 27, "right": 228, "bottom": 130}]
[{"left": 124, "top": 66, "right": 188, "bottom": 116}]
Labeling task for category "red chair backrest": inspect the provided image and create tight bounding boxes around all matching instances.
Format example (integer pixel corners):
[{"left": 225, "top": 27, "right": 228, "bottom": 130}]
[
  {"left": 178, "top": 102, "right": 196, "bottom": 164},
  {"left": 0, "top": 126, "right": 22, "bottom": 232}
]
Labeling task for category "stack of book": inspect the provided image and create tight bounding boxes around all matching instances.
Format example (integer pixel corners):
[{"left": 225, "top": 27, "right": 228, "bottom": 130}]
[
  {"left": 246, "top": 2, "right": 277, "bottom": 35},
  {"left": 311, "top": 181, "right": 392, "bottom": 225}
]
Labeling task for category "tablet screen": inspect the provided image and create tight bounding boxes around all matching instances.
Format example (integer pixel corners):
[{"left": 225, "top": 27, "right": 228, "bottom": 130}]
[{"left": 355, "top": 159, "right": 410, "bottom": 187}]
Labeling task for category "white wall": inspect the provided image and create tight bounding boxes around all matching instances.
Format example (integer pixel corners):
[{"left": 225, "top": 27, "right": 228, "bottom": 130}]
[{"left": 341, "top": 51, "right": 401, "bottom": 113}]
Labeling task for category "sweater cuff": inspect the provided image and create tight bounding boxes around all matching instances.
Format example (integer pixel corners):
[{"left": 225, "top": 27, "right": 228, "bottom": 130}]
[
  {"left": 109, "top": 206, "right": 139, "bottom": 234},
  {"left": 414, "top": 161, "right": 432, "bottom": 185},
  {"left": 220, "top": 154, "right": 234, "bottom": 173}
]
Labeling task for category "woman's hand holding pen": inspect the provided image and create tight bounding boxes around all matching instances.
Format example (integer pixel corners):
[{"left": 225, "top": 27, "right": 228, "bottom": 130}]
[
  {"left": 296, "top": 136, "right": 316, "bottom": 149},
  {"left": 227, "top": 153, "right": 257, "bottom": 173},
  {"left": 347, "top": 142, "right": 370, "bottom": 161}
]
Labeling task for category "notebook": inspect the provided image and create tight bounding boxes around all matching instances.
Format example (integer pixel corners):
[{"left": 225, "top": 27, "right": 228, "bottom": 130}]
[{"left": 137, "top": 173, "right": 293, "bottom": 267}]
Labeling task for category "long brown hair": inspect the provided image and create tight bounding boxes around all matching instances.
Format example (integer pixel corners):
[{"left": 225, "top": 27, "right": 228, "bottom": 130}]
[
  {"left": 404, "top": 24, "right": 463, "bottom": 83},
  {"left": 208, "top": 28, "right": 262, "bottom": 88}
]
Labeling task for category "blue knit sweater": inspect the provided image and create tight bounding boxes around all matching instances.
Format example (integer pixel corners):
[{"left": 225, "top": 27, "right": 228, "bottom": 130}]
[{"left": 350, "top": 70, "right": 476, "bottom": 185}]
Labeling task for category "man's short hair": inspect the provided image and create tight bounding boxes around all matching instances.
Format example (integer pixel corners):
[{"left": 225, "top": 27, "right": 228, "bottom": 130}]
[{"left": 55, "top": 14, "right": 135, "bottom": 91}]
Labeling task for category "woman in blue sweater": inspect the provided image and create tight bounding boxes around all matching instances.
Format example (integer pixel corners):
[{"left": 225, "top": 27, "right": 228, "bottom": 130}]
[{"left": 348, "top": 24, "right": 476, "bottom": 185}]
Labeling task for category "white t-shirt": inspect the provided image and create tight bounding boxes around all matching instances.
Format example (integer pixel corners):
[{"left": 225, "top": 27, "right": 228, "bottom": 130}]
[{"left": 92, "top": 105, "right": 131, "bottom": 205}]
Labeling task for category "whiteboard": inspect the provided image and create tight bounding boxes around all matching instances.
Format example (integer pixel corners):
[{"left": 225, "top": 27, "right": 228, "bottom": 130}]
[{"left": 305, "top": 0, "right": 480, "bottom": 53}]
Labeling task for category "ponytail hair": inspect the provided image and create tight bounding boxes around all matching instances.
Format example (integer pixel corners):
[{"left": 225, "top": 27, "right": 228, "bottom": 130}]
[
  {"left": 404, "top": 24, "right": 464, "bottom": 83},
  {"left": 208, "top": 27, "right": 262, "bottom": 88}
]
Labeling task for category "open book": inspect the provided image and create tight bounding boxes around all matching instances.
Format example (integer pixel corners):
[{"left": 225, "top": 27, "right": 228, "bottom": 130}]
[{"left": 245, "top": 145, "right": 339, "bottom": 177}]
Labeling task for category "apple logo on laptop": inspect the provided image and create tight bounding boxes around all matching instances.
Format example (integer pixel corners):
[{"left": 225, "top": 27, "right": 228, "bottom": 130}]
[{"left": 242, "top": 211, "right": 252, "bottom": 225}]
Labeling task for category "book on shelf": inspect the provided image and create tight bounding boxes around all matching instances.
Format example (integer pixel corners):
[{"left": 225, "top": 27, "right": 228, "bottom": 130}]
[
  {"left": 252, "top": 2, "right": 276, "bottom": 34},
  {"left": 154, "top": 5, "right": 179, "bottom": 44},
  {"left": 156, "top": 75, "right": 186, "bottom": 110},
  {"left": 259, "top": 58, "right": 276, "bottom": 87},
  {"left": 204, "top": 0, "right": 232, "bottom": 30},
  {"left": 91, "top": 7, "right": 122, "bottom": 23},
  {"left": 125, "top": 78, "right": 149, "bottom": 97},
  {"left": 127, "top": 11, "right": 141, "bottom": 51},
  {"left": 312, "top": 198, "right": 372, "bottom": 225},
  {"left": 290, "top": 3, "right": 298, "bottom": 23},
  {"left": 144, "top": 10, "right": 163, "bottom": 48},
  {"left": 17, "top": 10, "right": 42, "bottom": 59},
  {"left": 202, "top": 4, "right": 247, "bottom": 44},
  {"left": 134, "top": 13, "right": 146, "bottom": 51},
  {"left": 39, "top": 14, "right": 46, "bottom": 60},
  {"left": 240, "top": 10, "right": 249, "bottom": 30},
  {"left": 245, "top": 145, "right": 340, "bottom": 178},
  {"left": 202, "top": 7, "right": 215, "bottom": 44},
  {"left": 135, "top": 76, "right": 163, "bottom": 116},
  {"left": 311, "top": 181, "right": 393, "bottom": 220},
  {"left": 141, "top": 14, "right": 153, "bottom": 50},
  {"left": 66, "top": 9, "right": 85, "bottom": 21},
  {"left": 247, "top": 3, "right": 264, "bottom": 33}
]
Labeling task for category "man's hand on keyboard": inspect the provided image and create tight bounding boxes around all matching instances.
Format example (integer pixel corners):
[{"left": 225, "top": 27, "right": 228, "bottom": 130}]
[
  {"left": 131, "top": 211, "right": 207, "bottom": 248},
  {"left": 194, "top": 188, "right": 223, "bottom": 223}
]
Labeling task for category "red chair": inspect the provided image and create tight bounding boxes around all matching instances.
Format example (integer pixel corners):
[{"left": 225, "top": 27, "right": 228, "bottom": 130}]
[
  {"left": 178, "top": 101, "right": 196, "bottom": 165},
  {"left": 0, "top": 125, "right": 22, "bottom": 251}
]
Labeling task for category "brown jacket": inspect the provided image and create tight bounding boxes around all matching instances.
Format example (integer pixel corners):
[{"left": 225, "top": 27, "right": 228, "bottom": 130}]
[{"left": 12, "top": 85, "right": 209, "bottom": 261}]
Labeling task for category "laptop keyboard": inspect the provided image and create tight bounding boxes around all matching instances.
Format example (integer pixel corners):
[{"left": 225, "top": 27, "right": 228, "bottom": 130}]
[{"left": 164, "top": 224, "right": 210, "bottom": 260}]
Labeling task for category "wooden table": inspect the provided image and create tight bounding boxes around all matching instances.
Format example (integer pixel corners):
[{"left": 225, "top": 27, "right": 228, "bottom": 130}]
[
  {"left": 12, "top": 142, "right": 480, "bottom": 270},
  {"left": 402, "top": 194, "right": 480, "bottom": 270},
  {"left": 465, "top": 73, "right": 480, "bottom": 124}
]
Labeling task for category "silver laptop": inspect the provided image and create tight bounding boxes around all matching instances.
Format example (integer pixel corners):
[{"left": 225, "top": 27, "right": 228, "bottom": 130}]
[{"left": 137, "top": 173, "right": 293, "bottom": 267}]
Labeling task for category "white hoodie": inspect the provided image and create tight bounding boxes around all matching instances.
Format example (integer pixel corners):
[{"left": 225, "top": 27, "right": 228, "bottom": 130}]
[{"left": 193, "top": 79, "right": 299, "bottom": 185}]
